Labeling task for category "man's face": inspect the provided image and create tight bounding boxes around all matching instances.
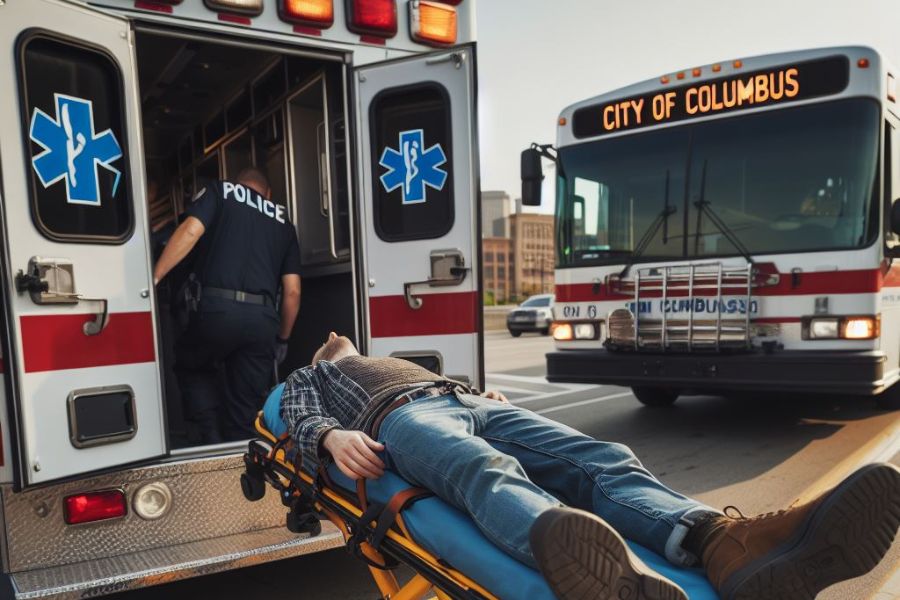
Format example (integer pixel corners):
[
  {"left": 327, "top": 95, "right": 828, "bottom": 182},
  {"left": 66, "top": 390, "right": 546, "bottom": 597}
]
[{"left": 311, "top": 332, "right": 358, "bottom": 366}]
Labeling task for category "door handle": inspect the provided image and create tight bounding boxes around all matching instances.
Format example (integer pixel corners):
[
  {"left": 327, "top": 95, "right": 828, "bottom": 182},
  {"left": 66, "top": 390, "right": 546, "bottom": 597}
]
[
  {"left": 403, "top": 249, "right": 468, "bottom": 310},
  {"left": 16, "top": 257, "right": 110, "bottom": 335}
]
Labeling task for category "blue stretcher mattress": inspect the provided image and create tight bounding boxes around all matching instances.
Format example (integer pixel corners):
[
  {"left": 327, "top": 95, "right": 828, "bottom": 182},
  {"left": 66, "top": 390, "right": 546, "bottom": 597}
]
[{"left": 263, "top": 384, "right": 718, "bottom": 599}]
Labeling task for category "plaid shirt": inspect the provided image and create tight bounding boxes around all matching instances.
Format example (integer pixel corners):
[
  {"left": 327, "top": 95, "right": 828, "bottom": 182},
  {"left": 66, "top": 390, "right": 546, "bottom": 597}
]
[{"left": 279, "top": 360, "right": 372, "bottom": 462}]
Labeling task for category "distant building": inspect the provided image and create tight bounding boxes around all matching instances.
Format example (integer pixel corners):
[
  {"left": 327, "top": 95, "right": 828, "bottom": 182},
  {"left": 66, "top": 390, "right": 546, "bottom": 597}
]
[
  {"left": 482, "top": 237, "right": 513, "bottom": 304},
  {"left": 481, "top": 190, "right": 511, "bottom": 238},
  {"left": 510, "top": 212, "right": 555, "bottom": 299}
]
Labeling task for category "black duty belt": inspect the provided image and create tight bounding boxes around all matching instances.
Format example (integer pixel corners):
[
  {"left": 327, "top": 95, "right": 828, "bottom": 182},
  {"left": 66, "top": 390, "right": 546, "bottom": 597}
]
[{"left": 204, "top": 286, "right": 271, "bottom": 306}]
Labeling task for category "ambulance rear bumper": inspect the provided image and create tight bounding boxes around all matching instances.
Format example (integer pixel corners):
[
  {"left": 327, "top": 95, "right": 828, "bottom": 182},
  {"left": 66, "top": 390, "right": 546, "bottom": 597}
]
[
  {"left": 0, "top": 453, "right": 343, "bottom": 599},
  {"left": 546, "top": 349, "right": 889, "bottom": 395},
  {"left": 4, "top": 525, "right": 341, "bottom": 600}
]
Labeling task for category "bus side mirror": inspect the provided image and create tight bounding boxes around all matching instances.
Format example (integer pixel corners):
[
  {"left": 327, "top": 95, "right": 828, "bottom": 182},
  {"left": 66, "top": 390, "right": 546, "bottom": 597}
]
[
  {"left": 521, "top": 148, "right": 544, "bottom": 207},
  {"left": 892, "top": 199, "right": 900, "bottom": 235}
]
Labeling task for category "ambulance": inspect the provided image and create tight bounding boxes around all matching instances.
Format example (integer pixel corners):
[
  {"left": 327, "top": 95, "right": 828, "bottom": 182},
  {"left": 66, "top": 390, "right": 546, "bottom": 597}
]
[
  {"left": 0, "top": 0, "right": 481, "bottom": 596},
  {"left": 522, "top": 47, "right": 900, "bottom": 409}
]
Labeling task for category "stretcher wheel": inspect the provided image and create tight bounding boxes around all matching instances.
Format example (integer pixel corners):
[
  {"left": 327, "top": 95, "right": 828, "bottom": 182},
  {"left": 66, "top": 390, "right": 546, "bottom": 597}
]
[
  {"left": 241, "top": 472, "right": 266, "bottom": 501},
  {"left": 287, "top": 509, "right": 322, "bottom": 536}
]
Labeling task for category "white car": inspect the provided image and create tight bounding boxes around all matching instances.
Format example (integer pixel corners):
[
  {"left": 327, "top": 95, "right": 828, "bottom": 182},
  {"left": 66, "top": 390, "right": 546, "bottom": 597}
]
[{"left": 507, "top": 294, "right": 555, "bottom": 337}]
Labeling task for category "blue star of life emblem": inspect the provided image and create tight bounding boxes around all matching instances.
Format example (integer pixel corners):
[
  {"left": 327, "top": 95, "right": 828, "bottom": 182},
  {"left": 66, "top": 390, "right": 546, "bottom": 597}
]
[
  {"left": 379, "top": 129, "right": 448, "bottom": 204},
  {"left": 29, "top": 93, "right": 123, "bottom": 206}
]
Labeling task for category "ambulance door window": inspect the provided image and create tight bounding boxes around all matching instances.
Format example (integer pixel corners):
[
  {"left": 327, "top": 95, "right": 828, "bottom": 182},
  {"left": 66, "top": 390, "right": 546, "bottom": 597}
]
[
  {"left": 19, "top": 35, "right": 133, "bottom": 242},
  {"left": 371, "top": 83, "right": 453, "bottom": 242}
]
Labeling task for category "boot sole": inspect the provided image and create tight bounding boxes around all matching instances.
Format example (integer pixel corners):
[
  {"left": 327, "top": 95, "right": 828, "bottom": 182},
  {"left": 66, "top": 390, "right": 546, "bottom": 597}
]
[
  {"left": 722, "top": 463, "right": 900, "bottom": 600},
  {"left": 530, "top": 509, "right": 688, "bottom": 600}
]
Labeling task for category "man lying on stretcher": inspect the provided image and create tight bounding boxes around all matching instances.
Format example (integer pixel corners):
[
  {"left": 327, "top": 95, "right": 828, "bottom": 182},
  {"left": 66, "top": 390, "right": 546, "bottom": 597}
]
[{"left": 279, "top": 332, "right": 900, "bottom": 600}]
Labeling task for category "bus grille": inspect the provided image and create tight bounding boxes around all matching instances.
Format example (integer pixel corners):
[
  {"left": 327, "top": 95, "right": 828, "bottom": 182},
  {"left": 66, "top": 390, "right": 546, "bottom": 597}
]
[{"left": 606, "top": 262, "right": 759, "bottom": 352}]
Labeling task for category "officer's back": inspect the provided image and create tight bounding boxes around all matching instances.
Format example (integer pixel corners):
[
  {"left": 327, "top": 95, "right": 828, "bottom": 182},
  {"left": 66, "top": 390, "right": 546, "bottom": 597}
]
[
  {"left": 153, "top": 167, "right": 302, "bottom": 443},
  {"left": 189, "top": 175, "right": 298, "bottom": 304}
]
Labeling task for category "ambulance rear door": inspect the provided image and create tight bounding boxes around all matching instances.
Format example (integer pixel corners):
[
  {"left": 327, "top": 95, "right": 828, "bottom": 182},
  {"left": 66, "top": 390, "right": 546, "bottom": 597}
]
[
  {"left": 0, "top": 0, "right": 165, "bottom": 484},
  {"left": 354, "top": 47, "right": 482, "bottom": 387}
]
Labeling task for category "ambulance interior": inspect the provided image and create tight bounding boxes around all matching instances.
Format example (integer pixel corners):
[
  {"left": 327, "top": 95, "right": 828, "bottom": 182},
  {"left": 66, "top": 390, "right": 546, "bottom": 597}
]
[{"left": 135, "top": 32, "right": 356, "bottom": 448}]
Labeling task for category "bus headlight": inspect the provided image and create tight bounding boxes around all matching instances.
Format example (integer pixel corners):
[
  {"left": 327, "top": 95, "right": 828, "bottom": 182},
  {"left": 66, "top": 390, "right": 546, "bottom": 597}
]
[
  {"left": 803, "top": 315, "right": 878, "bottom": 340},
  {"left": 808, "top": 318, "right": 839, "bottom": 339},
  {"left": 574, "top": 323, "right": 597, "bottom": 340},
  {"left": 551, "top": 322, "right": 573, "bottom": 341},
  {"left": 842, "top": 316, "right": 878, "bottom": 339}
]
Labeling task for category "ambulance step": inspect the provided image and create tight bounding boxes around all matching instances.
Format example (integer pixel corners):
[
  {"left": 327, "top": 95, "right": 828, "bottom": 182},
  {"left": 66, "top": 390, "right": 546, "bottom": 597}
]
[{"left": 6, "top": 524, "right": 343, "bottom": 599}]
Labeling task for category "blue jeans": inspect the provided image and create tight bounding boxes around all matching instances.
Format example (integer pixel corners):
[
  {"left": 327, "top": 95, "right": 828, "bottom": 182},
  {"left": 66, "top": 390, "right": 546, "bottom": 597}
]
[{"left": 378, "top": 393, "right": 715, "bottom": 568}]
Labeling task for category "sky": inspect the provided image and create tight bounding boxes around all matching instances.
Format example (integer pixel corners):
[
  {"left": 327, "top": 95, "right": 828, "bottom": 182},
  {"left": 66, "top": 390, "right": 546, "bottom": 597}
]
[{"left": 474, "top": 0, "right": 900, "bottom": 211}]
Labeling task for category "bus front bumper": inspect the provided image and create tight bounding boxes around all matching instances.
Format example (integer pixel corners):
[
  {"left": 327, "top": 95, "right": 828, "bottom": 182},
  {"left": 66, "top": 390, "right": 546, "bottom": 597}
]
[{"left": 546, "top": 349, "right": 890, "bottom": 395}]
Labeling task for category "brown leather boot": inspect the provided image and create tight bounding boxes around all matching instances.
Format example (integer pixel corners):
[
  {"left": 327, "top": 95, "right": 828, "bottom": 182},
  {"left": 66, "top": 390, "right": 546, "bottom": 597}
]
[{"left": 702, "top": 463, "right": 900, "bottom": 600}]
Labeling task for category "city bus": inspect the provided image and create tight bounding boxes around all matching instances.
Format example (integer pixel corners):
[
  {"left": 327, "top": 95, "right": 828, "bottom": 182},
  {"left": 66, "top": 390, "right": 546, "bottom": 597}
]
[
  {"left": 0, "top": 0, "right": 481, "bottom": 597},
  {"left": 522, "top": 46, "right": 900, "bottom": 409}
]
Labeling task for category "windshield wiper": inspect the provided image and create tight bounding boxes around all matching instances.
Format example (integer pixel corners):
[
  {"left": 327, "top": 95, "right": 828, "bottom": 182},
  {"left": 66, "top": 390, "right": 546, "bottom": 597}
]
[
  {"left": 619, "top": 170, "right": 675, "bottom": 278},
  {"left": 692, "top": 160, "right": 754, "bottom": 266}
]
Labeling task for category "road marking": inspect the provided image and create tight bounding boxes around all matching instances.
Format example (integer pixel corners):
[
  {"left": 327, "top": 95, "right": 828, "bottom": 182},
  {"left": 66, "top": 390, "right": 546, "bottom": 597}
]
[
  {"left": 513, "top": 386, "right": 607, "bottom": 405},
  {"left": 535, "top": 391, "right": 635, "bottom": 415}
]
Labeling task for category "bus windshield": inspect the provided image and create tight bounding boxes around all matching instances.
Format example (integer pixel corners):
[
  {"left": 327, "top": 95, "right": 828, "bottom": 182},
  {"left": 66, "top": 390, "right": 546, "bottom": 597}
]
[{"left": 555, "top": 98, "right": 880, "bottom": 268}]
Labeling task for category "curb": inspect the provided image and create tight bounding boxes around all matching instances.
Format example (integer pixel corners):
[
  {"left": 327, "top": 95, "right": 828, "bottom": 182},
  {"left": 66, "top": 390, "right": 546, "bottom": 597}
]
[
  {"left": 792, "top": 414, "right": 900, "bottom": 506},
  {"left": 791, "top": 413, "right": 900, "bottom": 599}
]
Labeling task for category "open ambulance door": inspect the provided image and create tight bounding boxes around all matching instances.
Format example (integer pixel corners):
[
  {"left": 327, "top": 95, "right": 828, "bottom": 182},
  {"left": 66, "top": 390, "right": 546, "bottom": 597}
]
[
  {"left": 354, "top": 47, "right": 483, "bottom": 388},
  {"left": 0, "top": 0, "right": 165, "bottom": 485}
]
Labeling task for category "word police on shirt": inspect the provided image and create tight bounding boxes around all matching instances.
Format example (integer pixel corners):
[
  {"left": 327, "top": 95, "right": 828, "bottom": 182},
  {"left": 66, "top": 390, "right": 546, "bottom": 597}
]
[{"left": 221, "top": 181, "right": 287, "bottom": 224}]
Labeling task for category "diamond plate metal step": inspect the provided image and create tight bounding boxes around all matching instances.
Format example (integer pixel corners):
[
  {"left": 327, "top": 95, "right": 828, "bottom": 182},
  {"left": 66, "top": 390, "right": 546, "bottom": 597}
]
[{"left": 8, "top": 524, "right": 343, "bottom": 599}]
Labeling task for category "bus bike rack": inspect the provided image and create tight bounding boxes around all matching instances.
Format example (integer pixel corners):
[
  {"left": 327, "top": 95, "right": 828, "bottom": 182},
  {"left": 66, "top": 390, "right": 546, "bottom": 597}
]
[{"left": 627, "top": 262, "right": 756, "bottom": 352}]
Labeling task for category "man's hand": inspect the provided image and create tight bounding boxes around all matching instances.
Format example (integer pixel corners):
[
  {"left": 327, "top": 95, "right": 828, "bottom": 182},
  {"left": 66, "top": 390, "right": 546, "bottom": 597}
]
[
  {"left": 322, "top": 429, "right": 385, "bottom": 480},
  {"left": 481, "top": 390, "right": 509, "bottom": 404}
]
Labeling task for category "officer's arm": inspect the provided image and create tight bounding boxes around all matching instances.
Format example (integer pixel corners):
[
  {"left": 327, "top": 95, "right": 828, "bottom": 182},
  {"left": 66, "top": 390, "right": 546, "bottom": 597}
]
[
  {"left": 153, "top": 216, "right": 206, "bottom": 285},
  {"left": 279, "top": 274, "right": 301, "bottom": 340}
]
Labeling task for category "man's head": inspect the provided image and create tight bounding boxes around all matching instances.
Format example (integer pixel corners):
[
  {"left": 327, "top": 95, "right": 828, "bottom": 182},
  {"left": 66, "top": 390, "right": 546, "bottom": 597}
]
[
  {"left": 312, "top": 332, "right": 359, "bottom": 366},
  {"left": 236, "top": 167, "right": 271, "bottom": 199}
]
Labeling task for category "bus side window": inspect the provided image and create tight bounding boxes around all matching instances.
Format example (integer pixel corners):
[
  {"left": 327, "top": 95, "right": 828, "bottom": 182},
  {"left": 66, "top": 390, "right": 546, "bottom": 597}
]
[
  {"left": 889, "top": 123, "right": 900, "bottom": 248},
  {"left": 892, "top": 123, "right": 900, "bottom": 205}
]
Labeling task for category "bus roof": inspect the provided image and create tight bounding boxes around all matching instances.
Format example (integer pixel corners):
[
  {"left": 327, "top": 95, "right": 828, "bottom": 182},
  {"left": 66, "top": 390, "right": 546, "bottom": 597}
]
[{"left": 557, "top": 45, "right": 897, "bottom": 147}]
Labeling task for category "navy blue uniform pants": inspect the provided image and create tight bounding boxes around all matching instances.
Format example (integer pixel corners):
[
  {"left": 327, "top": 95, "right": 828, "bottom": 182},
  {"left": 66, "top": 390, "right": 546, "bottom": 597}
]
[{"left": 175, "top": 296, "right": 279, "bottom": 443}]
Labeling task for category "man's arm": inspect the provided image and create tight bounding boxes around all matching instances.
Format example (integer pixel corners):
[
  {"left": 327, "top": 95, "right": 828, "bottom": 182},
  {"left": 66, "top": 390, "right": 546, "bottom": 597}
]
[
  {"left": 278, "top": 274, "right": 301, "bottom": 340},
  {"left": 153, "top": 216, "right": 205, "bottom": 284}
]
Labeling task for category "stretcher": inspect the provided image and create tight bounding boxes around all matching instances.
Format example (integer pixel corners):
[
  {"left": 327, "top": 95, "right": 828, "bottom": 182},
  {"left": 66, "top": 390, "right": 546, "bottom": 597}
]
[{"left": 242, "top": 384, "right": 719, "bottom": 599}]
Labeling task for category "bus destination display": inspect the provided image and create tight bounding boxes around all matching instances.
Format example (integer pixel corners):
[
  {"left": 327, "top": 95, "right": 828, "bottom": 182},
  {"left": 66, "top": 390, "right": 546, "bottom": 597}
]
[{"left": 572, "top": 56, "right": 850, "bottom": 138}]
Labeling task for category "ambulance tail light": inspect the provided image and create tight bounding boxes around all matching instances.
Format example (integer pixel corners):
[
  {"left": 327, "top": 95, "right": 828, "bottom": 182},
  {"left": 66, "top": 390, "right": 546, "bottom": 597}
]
[
  {"left": 64, "top": 490, "right": 127, "bottom": 525},
  {"left": 279, "top": 0, "right": 334, "bottom": 28},
  {"left": 203, "top": 0, "right": 264, "bottom": 17},
  {"left": 803, "top": 315, "right": 879, "bottom": 340},
  {"left": 346, "top": 0, "right": 398, "bottom": 37},
  {"left": 409, "top": 0, "right": 457, "bottom": 46}
]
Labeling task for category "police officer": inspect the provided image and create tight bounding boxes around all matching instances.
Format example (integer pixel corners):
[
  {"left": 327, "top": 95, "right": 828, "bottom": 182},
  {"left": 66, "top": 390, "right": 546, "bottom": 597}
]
[{"left": 154, "top": 167, "right": 301, "bottom": 443}]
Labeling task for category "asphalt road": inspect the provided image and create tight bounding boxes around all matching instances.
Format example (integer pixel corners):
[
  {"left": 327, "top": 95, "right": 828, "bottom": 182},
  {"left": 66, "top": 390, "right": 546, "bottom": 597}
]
[{"left": 111, "top": 331, "right": 900, "bottom": 600}]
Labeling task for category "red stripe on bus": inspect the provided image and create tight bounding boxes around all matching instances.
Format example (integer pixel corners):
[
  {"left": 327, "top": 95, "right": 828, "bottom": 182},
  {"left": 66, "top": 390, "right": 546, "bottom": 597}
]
[
  {"left": 556, "top": 268, "right": 895, "bottom": 303},
  {"left": 369, "top": 291, "right": 478, "bottom": 337},
  {"left": 21, "top": 312, "right": 156, "bottom": 373}
]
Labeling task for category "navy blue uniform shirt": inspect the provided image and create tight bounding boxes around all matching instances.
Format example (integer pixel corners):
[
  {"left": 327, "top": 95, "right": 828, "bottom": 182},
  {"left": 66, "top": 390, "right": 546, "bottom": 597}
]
[{"left": 186, "top": 180, "right": 301, "bottom": 302}]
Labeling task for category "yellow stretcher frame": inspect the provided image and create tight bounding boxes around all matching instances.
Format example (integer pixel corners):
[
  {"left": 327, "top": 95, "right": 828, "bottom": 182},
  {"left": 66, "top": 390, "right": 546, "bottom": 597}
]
[{"left": 245, "top": 415, "right": 501, "bottom": 600}]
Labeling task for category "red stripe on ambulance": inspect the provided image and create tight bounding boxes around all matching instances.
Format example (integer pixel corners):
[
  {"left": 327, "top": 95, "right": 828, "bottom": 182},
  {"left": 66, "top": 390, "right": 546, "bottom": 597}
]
[
  {"left": 21, "top": 312, "right": 156, "bottom": 373},
  {"left": 369, "top": 291, "right": 478, "bottom": 338},
  {"left": 556, "top": 268, "right": 899, "bottom": 303}
]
